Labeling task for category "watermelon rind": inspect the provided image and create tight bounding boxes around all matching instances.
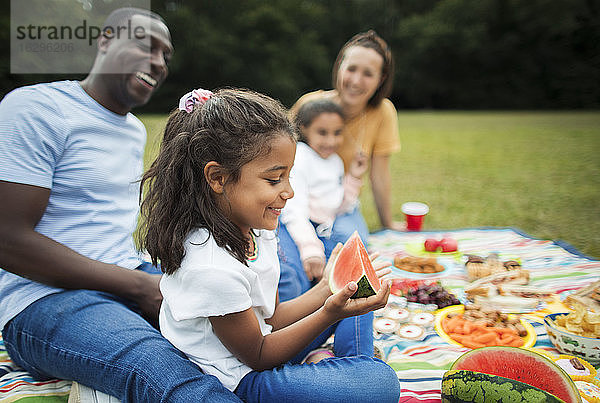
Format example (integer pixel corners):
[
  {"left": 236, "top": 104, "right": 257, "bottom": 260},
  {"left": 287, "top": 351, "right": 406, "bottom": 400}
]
[
  {"left": 350, "top": 275, "right": 377, "bottom": 299},
  {"left": 442, "top": 370, "right": 565, "bottom": 403},
  {"left": 450, "top": 347, "right": 582, "bottom": 403}
]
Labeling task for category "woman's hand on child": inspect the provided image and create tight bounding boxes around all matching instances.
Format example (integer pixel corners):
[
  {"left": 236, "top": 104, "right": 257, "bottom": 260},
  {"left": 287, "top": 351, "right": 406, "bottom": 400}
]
[
  {"left": 323, "top": 279, "right": 391, "bottom": 320},
  {"left": 303, "top": 256, "right": 326, "bottom": 281},
  {"left": 349, "top": 151, "right": 368, "bottom": 179}
]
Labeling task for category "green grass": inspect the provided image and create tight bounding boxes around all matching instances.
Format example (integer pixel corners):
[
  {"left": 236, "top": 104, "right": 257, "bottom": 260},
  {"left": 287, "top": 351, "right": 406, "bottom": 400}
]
[{"left": 139, "top": 111, "right": 600, "bottom": 259}]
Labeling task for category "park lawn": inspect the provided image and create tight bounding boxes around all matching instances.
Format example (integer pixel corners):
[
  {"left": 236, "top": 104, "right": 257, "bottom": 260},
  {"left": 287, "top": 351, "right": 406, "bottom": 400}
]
[{"left": 139, "top": 111, "right": 600, "bottom": 259}]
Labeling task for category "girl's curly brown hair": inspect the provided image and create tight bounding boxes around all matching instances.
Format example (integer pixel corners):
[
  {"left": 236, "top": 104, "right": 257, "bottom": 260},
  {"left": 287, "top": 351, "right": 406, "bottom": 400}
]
[{"left": 138, "top": 88, "right": 296, "bottom": 275}]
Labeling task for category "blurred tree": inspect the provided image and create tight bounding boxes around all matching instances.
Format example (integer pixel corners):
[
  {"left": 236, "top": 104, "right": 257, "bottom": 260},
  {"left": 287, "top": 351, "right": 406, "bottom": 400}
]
[
  {"left": 392, "top": 0, "right": 600, "bottom": 108},
  {"left": 0, "top": 0, "right": 598, "bottom": 109}
]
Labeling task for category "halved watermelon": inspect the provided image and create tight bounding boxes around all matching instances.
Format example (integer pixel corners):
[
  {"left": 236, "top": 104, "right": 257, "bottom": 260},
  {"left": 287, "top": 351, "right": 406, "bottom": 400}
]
[
  {"left": 442, "top": 370, "right": 565, "bottom": 402},
  {"left": 329, "top": 231, "right": 381, "bottom": 299},
  {"left": 445, "top": 346, "right": 582, "bottom": 403}
]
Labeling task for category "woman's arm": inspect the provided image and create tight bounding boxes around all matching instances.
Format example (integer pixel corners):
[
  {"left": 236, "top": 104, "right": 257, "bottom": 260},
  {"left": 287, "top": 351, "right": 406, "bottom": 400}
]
[
  {"left": 210, "top": 279, "right": 390, "bottom": 371},
  {"left": 370, "top": 153, "right": 395, "bottom": 228}
]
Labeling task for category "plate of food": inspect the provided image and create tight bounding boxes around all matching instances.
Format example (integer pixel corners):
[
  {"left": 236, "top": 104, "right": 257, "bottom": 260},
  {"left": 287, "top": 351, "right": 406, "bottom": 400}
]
[
  {"left": 434, "top": 304, "right": 536, "bottom": 349},
  {"left": 393, "top": 254, "right": 449, "bottom": 275},
  {"left": 461, "top": 269, "right": 555, "bottom": 313}
]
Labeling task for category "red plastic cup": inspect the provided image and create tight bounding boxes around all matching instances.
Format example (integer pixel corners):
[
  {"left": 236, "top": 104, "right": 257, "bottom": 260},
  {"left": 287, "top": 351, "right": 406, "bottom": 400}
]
[{"left": 401, "top": 202, "right": 429, "bottom": 231}]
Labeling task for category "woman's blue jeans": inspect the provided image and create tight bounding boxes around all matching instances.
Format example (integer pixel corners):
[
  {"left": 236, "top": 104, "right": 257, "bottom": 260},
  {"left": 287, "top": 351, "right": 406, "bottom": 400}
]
[
  {"left": 1, "top": 263, "right": 241, "bottom": 403},
  {"left": 277, "top": 207, "right": 374, "bottom": 357}
]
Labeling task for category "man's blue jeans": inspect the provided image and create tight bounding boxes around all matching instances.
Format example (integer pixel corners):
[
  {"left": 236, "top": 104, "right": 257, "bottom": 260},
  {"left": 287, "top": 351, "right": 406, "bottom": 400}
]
[{"left": 2, "top": 263, "right": 241, "bottom": 403}]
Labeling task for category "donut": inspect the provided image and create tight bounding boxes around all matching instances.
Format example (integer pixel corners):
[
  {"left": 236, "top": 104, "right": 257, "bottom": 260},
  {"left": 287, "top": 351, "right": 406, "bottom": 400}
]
[
  {"left": 396, "top": 324, "right": 425, "bottom": 340},
  {"left": 411, "top": 312, "right": 435, "bottom": 327},
  {"left": 374, "top": 318, "right": 399, "bottom": 334},
  {"left": 385, "top": 308, "right": 410, "bottom": 322}
]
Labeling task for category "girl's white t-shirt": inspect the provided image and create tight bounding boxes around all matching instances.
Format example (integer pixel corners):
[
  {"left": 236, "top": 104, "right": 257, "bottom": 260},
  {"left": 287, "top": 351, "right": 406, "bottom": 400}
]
[{"left": 159, "top": 228, "right": 280, "bottom": 391}]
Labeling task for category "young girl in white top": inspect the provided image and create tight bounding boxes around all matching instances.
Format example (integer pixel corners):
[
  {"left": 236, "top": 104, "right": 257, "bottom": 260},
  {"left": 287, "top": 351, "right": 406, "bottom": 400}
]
[
  {"left": 280, "top": 99, "right": 368, "bottom": 288},
  {"left": 139, "top": 88, "right": 400, "bottom": 402}
]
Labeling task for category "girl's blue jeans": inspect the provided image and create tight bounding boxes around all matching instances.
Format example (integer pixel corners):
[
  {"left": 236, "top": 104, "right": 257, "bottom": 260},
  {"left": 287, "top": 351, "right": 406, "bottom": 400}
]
[
  {"left": 235, "top": 355, "right": 400, "bottom": 402},
  {"left": 234, "top": 299, "right": 400, "bottom": 403},
  {"left": 2, "top": 262, "right": 241, "bottom": 403}
]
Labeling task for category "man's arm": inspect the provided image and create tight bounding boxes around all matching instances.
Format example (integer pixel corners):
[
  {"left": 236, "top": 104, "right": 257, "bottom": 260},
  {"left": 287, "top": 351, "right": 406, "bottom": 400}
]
[{"left": 0, "top": 180, "right": 162, "bottom": 325}]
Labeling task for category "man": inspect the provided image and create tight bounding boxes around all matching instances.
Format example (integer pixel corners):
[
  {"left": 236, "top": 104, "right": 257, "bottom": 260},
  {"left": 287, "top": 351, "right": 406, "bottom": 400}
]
[{"left": 0, "top": 8, "right": 240, "bottom": 402}]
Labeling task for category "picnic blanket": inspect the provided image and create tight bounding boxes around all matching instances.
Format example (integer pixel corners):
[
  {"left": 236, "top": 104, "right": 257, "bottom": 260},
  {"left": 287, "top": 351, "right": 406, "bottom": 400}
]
[
  {"left": 1, "top": 227, "right": 598, "bottom": 402},
  {"left": 368, "top": 227, "right": 599, "bottom": 403},
  {"left": 0, "top": 336, "right": 70, "bottom": 403}
]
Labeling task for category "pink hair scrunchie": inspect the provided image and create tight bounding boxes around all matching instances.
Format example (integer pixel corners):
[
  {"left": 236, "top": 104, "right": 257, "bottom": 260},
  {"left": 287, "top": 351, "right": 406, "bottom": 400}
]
[{"left": 178, "top": 89, "right": 213, "bottom": 113}]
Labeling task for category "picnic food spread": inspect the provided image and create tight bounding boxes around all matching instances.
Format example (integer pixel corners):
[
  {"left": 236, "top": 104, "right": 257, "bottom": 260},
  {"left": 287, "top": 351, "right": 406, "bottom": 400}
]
[
  {"left": 369, "top": 229, "right": 599, "bottom": 402},
  {"left": 3, "top": 228, "right": 597, "bottom": 402}
]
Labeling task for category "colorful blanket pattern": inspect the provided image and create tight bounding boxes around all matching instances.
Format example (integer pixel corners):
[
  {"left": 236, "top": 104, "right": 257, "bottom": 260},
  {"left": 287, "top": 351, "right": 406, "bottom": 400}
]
[
  {"left": 368, "top": 228, "right": 599, "bottom": 402},
  {"left": 0, "top": 337, "right": 70, "bottom": 402},
  {"left": 0, "top": 227, "right": 597, "bottom": 402}
]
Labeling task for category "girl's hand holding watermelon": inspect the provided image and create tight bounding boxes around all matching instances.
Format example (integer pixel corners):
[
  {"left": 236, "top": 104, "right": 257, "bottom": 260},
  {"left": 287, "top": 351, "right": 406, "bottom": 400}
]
[
  {"left": 320, "top": 242, "right": 393, "bottom": 320},
  {"left": 323, "top": 277, "right": 392, "bottom": 320}
]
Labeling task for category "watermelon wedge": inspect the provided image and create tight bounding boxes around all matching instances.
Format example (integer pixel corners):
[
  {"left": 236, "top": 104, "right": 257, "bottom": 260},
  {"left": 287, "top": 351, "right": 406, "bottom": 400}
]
[
  {"left": 329, "top": 231, "right": 381, "bottom": 299},
  {"left": 446, "top": 347, "right": 582, "bottom": 403}
]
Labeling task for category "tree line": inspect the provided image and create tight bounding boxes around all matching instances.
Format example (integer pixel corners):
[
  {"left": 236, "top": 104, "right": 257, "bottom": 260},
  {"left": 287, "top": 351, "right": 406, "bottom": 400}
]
[{"left": 1, "top": 0, "right": 598, "bottom": 110}]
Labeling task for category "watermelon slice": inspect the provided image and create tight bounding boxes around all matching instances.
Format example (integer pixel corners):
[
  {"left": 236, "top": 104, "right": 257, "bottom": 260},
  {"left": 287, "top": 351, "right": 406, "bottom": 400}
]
[
  {"left": 446, "top": 347, "right": 582, "bottom": 403},
  {"left": 329, "top": 231, "right": 381, "bottom": 299}
]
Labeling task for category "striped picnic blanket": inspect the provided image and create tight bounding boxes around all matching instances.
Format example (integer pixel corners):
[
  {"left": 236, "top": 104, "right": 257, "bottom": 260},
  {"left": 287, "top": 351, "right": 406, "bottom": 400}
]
[
  {"left": 0, "top": 336, "right": 70, "bottom": 402},
  {"left": 368, "top": 227, "right": 599, "bottom": 402},
  {"left": 1, "top": 227, "right": 598, "bottom": 402}
]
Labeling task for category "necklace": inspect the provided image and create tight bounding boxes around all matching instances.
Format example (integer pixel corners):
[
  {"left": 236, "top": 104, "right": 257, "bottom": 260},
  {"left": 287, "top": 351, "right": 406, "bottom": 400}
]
[{"left": 246, "top": 232, "right": 258, "bottom": 261}]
